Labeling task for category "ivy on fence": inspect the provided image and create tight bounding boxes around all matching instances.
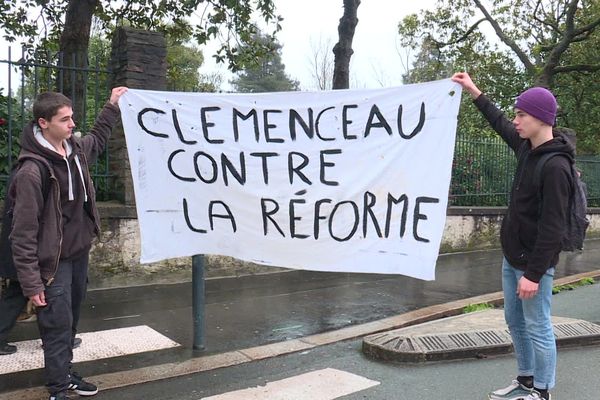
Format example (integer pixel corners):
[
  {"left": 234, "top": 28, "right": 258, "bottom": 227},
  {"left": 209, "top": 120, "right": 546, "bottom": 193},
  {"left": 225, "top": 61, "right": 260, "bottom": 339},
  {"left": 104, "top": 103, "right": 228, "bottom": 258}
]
[{"left": 0, "top": 90, "right": 26, "bottom": 198}]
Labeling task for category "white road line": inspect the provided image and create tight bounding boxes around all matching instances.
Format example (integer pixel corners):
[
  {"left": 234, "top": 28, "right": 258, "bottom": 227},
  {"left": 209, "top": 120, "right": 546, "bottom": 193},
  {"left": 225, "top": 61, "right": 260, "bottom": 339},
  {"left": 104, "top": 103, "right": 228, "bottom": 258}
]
[
  {"left": 103, "top": 314, "right": 142, "bottom": 321},
  {"left": 0, "top": 325, "right": 179, "bottom": 375},
  {"left": 201, "top": 368, "right": 380, "bottom": 400}
]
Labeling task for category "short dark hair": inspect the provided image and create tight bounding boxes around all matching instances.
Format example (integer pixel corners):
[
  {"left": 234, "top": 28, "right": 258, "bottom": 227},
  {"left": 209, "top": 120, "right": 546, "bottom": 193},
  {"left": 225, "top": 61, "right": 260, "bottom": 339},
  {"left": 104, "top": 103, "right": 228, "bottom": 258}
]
[{"left": 33, "top": 92, "right": 72, "bottom": 122}]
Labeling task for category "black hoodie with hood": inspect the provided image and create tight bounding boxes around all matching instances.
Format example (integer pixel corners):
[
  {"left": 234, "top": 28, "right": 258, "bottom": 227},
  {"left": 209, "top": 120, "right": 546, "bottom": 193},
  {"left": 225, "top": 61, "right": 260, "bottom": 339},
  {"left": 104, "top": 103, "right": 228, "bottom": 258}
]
[{"left": 474, "top": 94, "right": 574, "bottom": 283}]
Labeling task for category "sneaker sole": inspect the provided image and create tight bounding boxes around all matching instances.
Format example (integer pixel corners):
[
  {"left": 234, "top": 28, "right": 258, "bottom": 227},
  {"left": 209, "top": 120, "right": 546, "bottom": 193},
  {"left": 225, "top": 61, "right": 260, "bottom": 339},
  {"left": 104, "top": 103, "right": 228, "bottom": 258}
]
[
  {"left": 72, "top": 388, "right": 99, "bottom": 396},
  {"left": 69, "top": 385, "right": 98, "bottom": 396}
]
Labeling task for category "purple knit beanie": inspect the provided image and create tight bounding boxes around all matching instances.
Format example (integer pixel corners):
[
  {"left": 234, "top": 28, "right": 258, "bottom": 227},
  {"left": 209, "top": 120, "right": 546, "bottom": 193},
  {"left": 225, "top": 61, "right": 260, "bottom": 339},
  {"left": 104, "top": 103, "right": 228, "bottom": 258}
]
[{"left": 514, "top": 87, "right": 557, "bottom": 126}]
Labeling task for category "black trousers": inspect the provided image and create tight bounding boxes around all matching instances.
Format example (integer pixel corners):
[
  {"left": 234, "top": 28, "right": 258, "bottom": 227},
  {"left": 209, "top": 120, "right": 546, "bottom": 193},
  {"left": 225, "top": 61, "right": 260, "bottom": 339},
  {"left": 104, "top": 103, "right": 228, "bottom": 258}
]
[
  {"left": 0, "top": 279, "right": 28, "bottom": 344},
  {"left": 37, "top": 253, "right": 89, "bottom": 394}
]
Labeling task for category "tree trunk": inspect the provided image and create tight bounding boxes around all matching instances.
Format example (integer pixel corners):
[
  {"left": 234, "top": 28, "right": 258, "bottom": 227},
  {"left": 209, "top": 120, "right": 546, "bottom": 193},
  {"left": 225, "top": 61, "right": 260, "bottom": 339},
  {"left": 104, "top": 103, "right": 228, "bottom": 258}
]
[
  {"left": 332, "top": 0, "right": 360, "bottom": 89},
  {"left": 58, "top": 0, "right": 98, "bottom": 125},
  {"left": 534, "top": 71, "right": 553, "bottom": 89}
]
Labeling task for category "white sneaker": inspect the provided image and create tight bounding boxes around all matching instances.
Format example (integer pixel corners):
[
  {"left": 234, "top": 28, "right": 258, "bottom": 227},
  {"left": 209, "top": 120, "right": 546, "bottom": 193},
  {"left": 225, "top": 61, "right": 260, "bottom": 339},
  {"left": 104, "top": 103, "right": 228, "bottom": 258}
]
[
  {"left": 489, "top": 380, "right": 533, "bottom": 400},
  {"left": 524, "top": 391, "right": 550, "bottom": 400}
]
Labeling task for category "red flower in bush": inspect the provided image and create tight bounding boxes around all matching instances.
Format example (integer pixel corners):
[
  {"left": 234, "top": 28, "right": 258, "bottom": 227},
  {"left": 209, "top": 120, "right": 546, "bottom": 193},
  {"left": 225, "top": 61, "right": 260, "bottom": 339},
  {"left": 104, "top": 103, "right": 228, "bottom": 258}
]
[{"left": 0, "top": 118, "right": 6, "bottom": 126}]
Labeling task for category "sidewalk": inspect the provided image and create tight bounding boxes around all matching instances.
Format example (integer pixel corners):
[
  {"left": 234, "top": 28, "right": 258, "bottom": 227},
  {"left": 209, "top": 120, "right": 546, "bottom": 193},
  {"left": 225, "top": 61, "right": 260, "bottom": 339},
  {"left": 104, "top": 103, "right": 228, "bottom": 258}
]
[
  {"left": 1, "top": 241, "right": 600, "bottom": 399},
  {"left": 363, "top": 278, "right": 600, "bottom": 362}
]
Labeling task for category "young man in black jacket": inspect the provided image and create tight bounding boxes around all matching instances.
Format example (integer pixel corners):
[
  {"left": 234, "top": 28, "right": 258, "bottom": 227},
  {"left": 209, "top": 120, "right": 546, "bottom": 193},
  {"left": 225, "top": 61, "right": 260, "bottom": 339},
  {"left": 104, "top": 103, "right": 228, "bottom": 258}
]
[{"left": 452, "top": 72, "right": 572, "bottom": 400}]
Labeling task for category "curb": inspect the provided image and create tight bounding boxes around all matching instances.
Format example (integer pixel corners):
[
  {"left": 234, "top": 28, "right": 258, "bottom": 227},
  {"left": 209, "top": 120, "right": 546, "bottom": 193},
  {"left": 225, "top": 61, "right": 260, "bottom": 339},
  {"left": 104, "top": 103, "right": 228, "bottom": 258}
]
[
  {"left": 362, "top": 314, "right": 600, "bottom": 363},
  {"left": 2, "top": 270, "right": 599, "bottom": 400}
]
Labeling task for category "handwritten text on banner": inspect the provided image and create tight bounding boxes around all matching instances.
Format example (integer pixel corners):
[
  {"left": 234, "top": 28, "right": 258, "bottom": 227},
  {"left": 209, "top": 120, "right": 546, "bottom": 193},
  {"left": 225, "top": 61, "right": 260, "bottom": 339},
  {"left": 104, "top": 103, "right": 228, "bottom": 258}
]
[{"left": 119, "top": 79, "right": 462, "bottom": 280}]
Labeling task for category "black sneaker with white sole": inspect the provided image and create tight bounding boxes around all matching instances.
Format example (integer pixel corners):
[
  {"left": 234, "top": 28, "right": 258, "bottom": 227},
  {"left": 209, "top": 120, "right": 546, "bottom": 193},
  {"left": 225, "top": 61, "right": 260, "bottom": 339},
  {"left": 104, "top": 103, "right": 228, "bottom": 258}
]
[{"left": 68, "top": 372, "right": 98, "bottom": 396}]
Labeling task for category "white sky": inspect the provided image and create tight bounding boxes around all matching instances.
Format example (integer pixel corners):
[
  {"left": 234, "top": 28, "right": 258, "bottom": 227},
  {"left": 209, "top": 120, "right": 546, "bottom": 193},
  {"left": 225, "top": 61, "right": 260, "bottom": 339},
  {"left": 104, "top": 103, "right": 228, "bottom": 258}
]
[
  {"left": 0, "top": 1, "right": 437, "bottom": 93},
  {"left": 201, "top": 0, "right": 438, "bottom": 90},
  {"left": 281, "top": 0, "right": 435, "bottom": 88}
]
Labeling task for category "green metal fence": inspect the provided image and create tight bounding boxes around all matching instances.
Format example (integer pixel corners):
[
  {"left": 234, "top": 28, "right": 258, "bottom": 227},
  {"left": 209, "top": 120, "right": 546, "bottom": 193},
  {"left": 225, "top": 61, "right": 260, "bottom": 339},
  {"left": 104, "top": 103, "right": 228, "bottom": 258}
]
[
  {"left": 450, "top": 135, "right": 516, "bottom": 206},
  {"left": 0, "top": 47, "right": 113, "bottom": 199},
  {"left": 574, "top": 155, "right": 600, "bottom": 207},
  {"left": 2, "top": 50, "right": 600, "bottom": 206},
  {"left": 450, "top": 134, "right": 600, "bottom": 207}
]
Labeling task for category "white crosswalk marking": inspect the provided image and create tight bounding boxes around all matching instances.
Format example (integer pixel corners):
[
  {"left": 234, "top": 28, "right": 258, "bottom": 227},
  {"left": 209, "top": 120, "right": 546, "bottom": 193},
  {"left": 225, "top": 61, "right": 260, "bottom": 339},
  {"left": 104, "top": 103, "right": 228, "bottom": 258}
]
[
  {"left": 0, "top": 325, "right": 179, "bottom": 375},
  {"left": 201, "top": 368, "right": 380, "bottom": 400}
]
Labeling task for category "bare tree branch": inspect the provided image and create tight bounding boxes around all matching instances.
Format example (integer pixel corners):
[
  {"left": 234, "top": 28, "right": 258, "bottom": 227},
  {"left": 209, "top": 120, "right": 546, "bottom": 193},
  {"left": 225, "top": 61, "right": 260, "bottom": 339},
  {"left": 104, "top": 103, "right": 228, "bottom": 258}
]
[
  {"left": 572, "top": 17, "right": 600, "bottom": 37},
  {"left": 472, "top": 0, "right": 535, "bottom": 72},
  {"left": 533, "top": 0, "right": 560, "bottom": 34},
  {"left": 433, "top": 18, "right": 486, "bottom": 47},
  {"left": 307, "top": 36, "right": 333, "bottom": 90},
  {"left": 539, "top": 28, "right": 594, "bottom": 52},
  {"left": 539, "top": 0, "right": 582, "bottom": 86},
  {"left": 564, "top": 0, "right": 579, "bottom": 33},
  {"left": 554, "top": 64, "right": 600, "bottom": 73}
]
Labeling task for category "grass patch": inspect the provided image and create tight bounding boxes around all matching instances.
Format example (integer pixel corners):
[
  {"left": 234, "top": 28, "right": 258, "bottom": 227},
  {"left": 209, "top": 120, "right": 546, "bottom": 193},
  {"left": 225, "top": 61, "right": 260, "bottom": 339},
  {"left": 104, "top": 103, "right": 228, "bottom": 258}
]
[
  {"left": 552, "top": 277, "right": 595, "bottom": 294},
  {"left": 463, "top": 302, "right": 494, "bottom": 313}
]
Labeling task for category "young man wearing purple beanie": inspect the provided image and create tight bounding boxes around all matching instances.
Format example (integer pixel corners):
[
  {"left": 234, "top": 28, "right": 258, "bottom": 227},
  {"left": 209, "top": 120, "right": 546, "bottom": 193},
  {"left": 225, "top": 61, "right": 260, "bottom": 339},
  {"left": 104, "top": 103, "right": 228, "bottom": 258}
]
[{"left": 452, "top": 72, "right": 574, "bottom": 400}]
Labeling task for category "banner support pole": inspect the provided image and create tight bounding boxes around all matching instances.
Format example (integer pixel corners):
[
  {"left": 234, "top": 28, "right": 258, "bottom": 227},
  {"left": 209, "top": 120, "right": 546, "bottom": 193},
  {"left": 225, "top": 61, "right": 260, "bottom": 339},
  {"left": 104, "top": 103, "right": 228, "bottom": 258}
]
[{"left": 192, "top": 254, "right": 206, "bottom": 351}]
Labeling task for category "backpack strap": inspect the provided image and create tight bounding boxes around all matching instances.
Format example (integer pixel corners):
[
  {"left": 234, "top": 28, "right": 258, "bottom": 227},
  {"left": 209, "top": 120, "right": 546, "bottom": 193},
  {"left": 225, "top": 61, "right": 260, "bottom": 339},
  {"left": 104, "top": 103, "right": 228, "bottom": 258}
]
[
  {"left": 534, "top": 152, "right": 574, "bottom": 216},
  {"left": 31, "top": 159, "right": 51, "bottom": 201},
  {"left": 17, "top": 158, "right": 51, "bottom": 202},
  {"left": 533, "top": 152, "right": 563, "bottom": 190}
]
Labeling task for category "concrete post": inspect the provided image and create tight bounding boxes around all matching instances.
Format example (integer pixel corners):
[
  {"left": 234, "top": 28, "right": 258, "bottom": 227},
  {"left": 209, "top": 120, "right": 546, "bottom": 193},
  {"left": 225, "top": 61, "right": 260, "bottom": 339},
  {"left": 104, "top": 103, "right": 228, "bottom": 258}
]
[{"left": 108, "top": 27, "right": 167, "bottom": 205}]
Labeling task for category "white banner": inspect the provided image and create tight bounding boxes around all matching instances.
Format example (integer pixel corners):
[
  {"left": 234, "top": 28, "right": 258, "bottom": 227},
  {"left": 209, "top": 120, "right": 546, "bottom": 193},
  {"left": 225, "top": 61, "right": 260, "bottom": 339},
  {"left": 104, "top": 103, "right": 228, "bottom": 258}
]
[{"left": 119, "top": 79, "right": 461, "bottom": 280}]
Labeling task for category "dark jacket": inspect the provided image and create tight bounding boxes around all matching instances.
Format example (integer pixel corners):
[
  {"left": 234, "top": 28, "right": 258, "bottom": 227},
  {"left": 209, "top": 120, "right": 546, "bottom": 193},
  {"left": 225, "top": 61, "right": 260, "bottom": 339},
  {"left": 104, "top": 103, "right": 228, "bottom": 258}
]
[
  {"left": 9, "top": 102, "right": 119, "bottom": 297},
  {"left": 474, "top": 95, "right": 573, "bottom": 283}
]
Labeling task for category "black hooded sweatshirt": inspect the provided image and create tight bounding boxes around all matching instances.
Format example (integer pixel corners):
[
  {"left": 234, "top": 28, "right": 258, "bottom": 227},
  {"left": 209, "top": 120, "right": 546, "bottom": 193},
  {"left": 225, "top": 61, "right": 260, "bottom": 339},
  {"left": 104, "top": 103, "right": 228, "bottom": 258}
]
[{"left": 474, "top": 95, "right": 574, "bottom": 283}]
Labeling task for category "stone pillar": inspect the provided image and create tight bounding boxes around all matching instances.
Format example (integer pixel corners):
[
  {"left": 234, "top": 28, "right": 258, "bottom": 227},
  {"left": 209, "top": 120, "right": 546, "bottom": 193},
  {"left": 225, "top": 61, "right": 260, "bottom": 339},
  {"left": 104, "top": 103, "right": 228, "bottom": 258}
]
[{"left": 109, "top": 27, "right": 167, "bottom": 205}]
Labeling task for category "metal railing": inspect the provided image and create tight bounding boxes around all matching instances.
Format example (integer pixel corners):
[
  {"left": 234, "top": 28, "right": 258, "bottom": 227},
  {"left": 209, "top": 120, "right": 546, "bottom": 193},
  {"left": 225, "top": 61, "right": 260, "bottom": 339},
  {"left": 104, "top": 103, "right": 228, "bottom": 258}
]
[
  {"left": 450, "top": 135, "right": 600, "bottom": 207},
  {"left": 575, "top": 156, "right": 600, "bottom": 207},
  {"left": 2, "top": 49, "right": 600, "bottom": 206},
  {"left": 0, "top": 47, "right": 114, "bottom": 199},
  {"left": 450, "top": 135, "right": 516, "bottom": 206}
]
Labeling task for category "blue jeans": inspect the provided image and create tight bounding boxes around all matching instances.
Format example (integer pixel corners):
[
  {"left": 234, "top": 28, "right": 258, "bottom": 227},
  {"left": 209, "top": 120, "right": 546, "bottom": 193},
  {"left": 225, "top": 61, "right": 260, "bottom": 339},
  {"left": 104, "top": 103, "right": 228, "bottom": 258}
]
[{"left": 502, "top": 258, "right": 556, "bottom": 390}]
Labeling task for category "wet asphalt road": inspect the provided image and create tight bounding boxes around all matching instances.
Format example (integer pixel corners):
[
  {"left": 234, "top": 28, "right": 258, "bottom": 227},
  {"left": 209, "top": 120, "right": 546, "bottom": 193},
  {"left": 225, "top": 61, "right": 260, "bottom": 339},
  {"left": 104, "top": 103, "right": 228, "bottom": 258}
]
[
  {"left": 3, "top": 240, "right": 600, "bottom": 393},
  {"left": 87, "top": 284, "right": 600, "bottom": 400}
]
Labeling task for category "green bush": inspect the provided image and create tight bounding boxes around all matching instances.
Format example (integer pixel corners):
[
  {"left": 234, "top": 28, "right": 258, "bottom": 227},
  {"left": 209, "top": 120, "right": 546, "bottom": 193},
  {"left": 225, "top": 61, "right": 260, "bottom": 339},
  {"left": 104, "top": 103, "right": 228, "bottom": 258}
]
[
  {"left": 0, "top": 90, "right": 28, "bottom": 198},
  {"left": 463, "top": 302, "right": 494, "bottom": 313}
]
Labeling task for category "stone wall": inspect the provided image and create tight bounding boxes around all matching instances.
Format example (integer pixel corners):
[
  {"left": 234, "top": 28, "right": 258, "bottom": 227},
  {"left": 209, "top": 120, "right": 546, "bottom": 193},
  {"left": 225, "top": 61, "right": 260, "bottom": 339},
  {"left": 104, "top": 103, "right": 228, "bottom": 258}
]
[
  {"left": 87, "top": 203, "right": 283, "bottom": 285},
  {"left": 2, "top": 202, "right": 598, "bottom": 285},
  {"left": 85, "top": 203, "right": 600, "bottom": 285}
]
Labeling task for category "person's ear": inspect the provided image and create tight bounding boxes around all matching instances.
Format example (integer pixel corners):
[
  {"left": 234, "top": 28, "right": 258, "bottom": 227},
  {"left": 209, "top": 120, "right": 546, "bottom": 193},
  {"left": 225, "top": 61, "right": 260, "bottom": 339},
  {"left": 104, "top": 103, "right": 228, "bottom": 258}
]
[{"left": 38, "top": 118, "right": 49, "bottom": 129}]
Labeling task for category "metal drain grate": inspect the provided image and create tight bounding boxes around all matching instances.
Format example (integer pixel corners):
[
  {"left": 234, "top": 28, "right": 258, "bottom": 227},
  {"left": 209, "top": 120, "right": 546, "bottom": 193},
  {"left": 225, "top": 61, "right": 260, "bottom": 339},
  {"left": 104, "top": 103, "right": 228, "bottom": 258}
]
[
  {"left": 554, "top": 321, "right": 600, "bottom": 338},
  {"left": 415, "top": 329, "right": 512, "bottom": 352},
  {"left": 363, "top": 319, "right": 600, "bottom": 363}
]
